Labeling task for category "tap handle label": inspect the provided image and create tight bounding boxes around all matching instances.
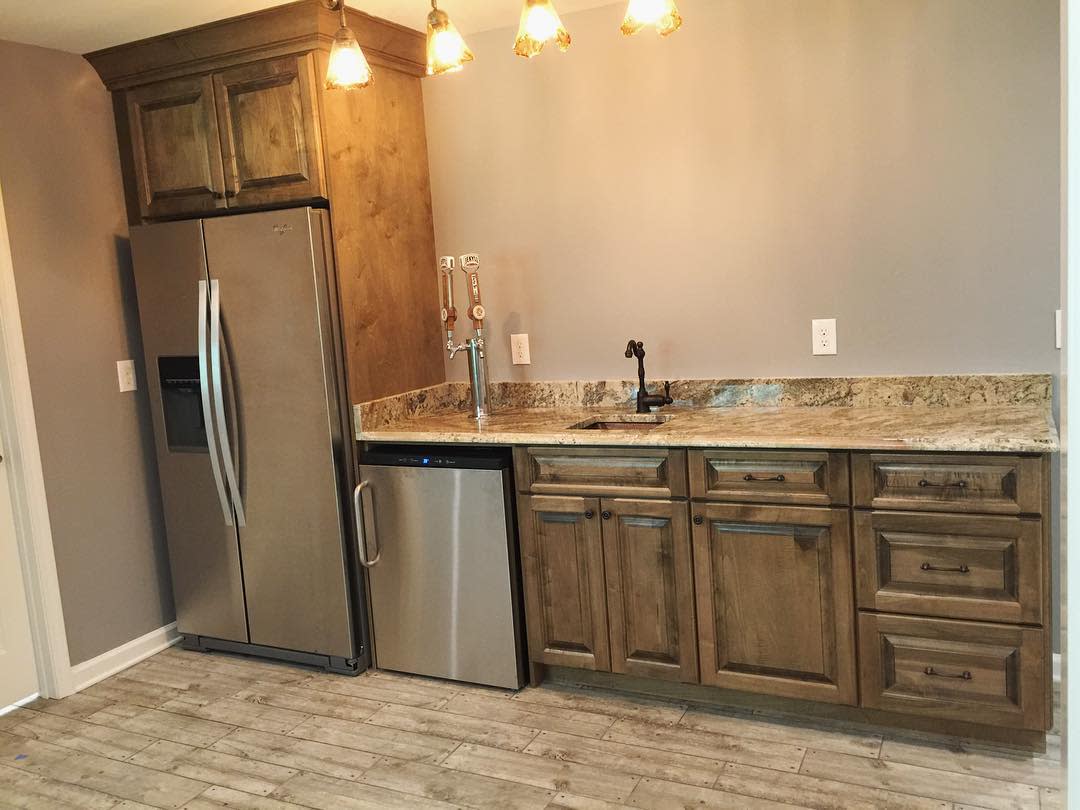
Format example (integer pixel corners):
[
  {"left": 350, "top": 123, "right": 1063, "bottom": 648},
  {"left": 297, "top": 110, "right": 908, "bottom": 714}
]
[
  {"left": 440, "top": 270, "right": 457, "bottom": 330},
  {"left": 460, "top": 254, "right": 484, "bottom": 326}
]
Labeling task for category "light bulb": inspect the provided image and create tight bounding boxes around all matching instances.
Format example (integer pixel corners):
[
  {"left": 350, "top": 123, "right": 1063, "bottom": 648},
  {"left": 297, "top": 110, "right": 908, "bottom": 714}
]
[
  {"left": 621, "top": 0, "right": 683, "bottom": 36},
  {"left": 325, "top": 6, "right": 373, "bottom": 90},
  {"left": 514, "top": 0, "right": 571, "bottom": 58},
  {"left": 427, "top": 3, "right": 474, "bottom": 77}
]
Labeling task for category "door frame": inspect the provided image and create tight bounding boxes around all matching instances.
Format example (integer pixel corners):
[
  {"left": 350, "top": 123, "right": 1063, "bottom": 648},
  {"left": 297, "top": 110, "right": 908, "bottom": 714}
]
[{"left": 0, "top": 179, "right": 74, "bottom": 699}]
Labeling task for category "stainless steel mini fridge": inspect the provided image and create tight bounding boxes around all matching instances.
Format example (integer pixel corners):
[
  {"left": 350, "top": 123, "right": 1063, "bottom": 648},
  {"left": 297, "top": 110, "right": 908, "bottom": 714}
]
[{"left": 130, "top": 207, "right": 367, "bottom": 673}]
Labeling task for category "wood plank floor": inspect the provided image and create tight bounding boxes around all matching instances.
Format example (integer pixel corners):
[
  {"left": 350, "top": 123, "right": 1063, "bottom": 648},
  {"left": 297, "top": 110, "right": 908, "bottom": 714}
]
[{"left": 0, "top": 646, "right": 1063, "bottom": 809}]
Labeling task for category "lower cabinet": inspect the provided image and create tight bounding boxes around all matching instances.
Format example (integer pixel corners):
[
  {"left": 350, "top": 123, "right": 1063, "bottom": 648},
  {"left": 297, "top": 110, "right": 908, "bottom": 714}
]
[
  {"left": 602, "top": 498, "right": 697, "bottom": 682},
  {"left": 692, "top": 503, "right": 858, "bottom": 704},
  {"left": 518, "top": 495, "right": 610, "bottom": 671},
  {"left": 518, "top": 494, "right": 698, "bottom": 681}
]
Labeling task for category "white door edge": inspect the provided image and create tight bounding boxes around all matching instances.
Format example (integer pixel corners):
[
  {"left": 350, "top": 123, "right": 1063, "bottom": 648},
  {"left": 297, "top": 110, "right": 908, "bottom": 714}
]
[
  {"left": 0, "top": 691, "right": 39, "bottom": 717},
  {"left": 0, "top": 180, "right": 73, "bottom": 697}
]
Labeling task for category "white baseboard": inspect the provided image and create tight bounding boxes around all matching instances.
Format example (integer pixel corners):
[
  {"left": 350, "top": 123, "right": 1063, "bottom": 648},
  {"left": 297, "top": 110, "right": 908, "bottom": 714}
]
[
  {"left": 1054, "top": 652, "right": 1062, "bottom": 685},
  {"left": 0, "top": 691, "right": 40, "bottom": 716},
  {"left": 70, "top": 622, "right": 180, "bottom": 693}
]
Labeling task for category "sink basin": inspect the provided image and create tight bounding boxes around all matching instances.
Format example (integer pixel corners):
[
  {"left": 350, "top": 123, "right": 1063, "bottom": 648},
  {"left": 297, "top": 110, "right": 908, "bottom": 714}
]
[{"left": 568, "top": 414, "right": 673, "bottom": 431}]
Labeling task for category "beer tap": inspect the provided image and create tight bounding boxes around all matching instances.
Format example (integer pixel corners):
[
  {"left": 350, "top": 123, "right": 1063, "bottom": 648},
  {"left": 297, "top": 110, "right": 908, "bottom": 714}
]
[{"left": 438, "top": 253, "right": 492, "bottom": 419}]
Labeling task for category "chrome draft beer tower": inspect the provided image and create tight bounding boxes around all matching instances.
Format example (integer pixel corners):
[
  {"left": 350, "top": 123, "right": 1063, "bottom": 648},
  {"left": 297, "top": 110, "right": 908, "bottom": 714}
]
[{"left": 440, "top": 254, "right": 491, "bottom": 419}]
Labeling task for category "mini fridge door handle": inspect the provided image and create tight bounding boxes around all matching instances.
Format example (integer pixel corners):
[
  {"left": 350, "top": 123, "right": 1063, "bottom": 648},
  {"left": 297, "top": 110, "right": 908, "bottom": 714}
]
[
  {"left": 209, "top": 279, "right": 247, "bottom": 527},
  {"left": 198, "top": 279, "right": 233, "bottom": 526},
  {"left": 353, "top": 481, "right": 381, "bottom": 568}
]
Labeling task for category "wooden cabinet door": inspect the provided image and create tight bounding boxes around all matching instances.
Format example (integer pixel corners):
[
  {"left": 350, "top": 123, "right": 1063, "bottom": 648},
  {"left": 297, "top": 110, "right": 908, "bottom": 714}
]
[
  {"left": 213, "top": 54, "right": 326, "bottom": 209},
  {"left": 693, "top": 503, "right": 857, "bottom": 704},
  {"left": 518, "top": 495, "right": 610, "bottom": 671},
  {"left": 124, "top": 75, "right": 227, "bottom": 219},
  {"left": 601, "top": 499, "right": 697, "bottom": 683}
]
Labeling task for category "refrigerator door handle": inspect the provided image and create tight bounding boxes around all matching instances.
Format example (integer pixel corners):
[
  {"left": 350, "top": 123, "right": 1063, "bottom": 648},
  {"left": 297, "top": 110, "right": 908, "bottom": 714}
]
[
  {"left": 353, "top": 481, "right": 381, "bottom": 567},
  {"left": 198, "top": 280, "right": 233, "bottom": 526},
  {"left": 209, "top": 279, "right": 247, "bottom": 527}
]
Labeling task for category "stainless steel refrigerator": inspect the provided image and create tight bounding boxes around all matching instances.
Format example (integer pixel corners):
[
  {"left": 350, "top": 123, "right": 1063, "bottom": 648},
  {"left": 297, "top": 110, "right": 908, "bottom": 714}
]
[{"left": 130, "top": 207, "right": 368, "bottom": 674}]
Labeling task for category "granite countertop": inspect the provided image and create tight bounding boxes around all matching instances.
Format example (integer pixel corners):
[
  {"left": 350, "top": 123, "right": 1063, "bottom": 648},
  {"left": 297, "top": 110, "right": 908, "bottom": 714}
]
[{"left": 357, "top": 402, "right": 1059, "bottom": 454}]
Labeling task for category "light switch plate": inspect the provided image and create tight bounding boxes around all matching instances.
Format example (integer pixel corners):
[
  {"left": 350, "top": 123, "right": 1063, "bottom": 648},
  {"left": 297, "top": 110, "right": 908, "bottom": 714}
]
[
  {"left": 812, "top": 319, "right": 837, "bottom": 356},
  {"left": 510, "top": 333, "right": 531, "bottom": 365},
  {"left": 117, "top": 359, "right": 137, "bottom": 392}
]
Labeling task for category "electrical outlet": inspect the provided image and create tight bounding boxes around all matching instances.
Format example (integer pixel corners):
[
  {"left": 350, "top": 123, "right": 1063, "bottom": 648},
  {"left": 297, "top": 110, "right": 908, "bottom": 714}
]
[
  {"left": 1056, "top": 309, "right": 1063, "bottom": 350},
  {"left": 510, "top": 333, "right": 531, "bottom": 365},
  {"left": 117, "top": 359, "right": 137, "bottom": 392},
  {"left": 812, "top": 319, "right": 837, "bottom": 356}
]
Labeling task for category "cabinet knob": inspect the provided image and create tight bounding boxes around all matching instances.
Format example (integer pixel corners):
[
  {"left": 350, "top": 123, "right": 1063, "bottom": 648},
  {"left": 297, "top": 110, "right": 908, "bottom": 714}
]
[
  {"left": 601, "top": 510, "right": 612, "bottom": 520},
  {"left": 584, "top": 509, "right": 595, "bottom": 520},
  {"left": 693, "top": 515, "right": 704, "bottom": 525}
]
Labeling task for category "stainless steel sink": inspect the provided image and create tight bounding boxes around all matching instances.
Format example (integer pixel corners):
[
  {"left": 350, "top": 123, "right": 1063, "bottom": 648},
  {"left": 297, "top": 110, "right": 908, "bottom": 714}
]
[{"left": 568, "top": 414, "right": 673, "bottom": 431}]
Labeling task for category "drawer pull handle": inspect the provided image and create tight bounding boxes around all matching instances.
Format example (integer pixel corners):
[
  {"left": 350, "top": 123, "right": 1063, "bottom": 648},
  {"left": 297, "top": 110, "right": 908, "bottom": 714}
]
[
  {"left": 744, "top": 473, "right": 786, "bottom": 483},
  {"left": 920, "top": 562, "right": 970, "bottom": 574},
  {"left": 918, "top": 478, "right": 968, "bottom": 490},
  {"left": 923, "top": 666, "right": 972, "bottom": 680}
]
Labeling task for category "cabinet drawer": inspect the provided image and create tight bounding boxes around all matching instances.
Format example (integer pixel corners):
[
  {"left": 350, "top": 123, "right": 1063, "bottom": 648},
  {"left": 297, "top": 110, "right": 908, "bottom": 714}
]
[
  {"left": 513, "top": 447, "right": 688, "bottom": 498},
  {"left": 689, "top": 450, "right": 849, "bottom": 505},
  {"left": 852, "top": 453, "right": 1044, "bottom": 515},
  {"left": 855, "top": 512, "right": 1044, "bottom": 624},
  {"left": 858, "top": 613, "right": 1048, "bottom": 731}
]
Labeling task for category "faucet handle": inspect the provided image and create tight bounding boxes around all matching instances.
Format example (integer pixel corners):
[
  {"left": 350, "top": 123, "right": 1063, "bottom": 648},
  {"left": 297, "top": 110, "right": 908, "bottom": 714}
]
[{"left": 663, "top": 381, "right": 673, "bottom": 403}]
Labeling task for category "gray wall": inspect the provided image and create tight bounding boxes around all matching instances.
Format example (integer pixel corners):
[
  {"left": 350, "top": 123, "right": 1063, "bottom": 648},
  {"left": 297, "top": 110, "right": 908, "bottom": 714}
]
[
  {"left": 425, "top": 0, "right": 1060, "bottom": 383},
  {"left": 0, "top": 39, "right": 173, "bottom": 665}
]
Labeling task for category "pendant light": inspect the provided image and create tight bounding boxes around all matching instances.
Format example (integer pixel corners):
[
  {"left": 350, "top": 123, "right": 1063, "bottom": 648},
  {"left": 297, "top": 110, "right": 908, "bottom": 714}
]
[
  {"left": 513, "top": 0, "right": 571, "bottom": 58},
  {"left": 426, "top": 0, "right": 473, "bottom": 76},
  {"left": 621, "top": 0, "right": 683, "bottom": 37},
  {"left": 325, "top": 1, "right": 374, "bottom": 90}
]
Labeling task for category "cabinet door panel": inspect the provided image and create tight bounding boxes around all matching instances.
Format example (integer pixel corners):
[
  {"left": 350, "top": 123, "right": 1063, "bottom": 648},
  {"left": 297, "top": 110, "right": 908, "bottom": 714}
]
[
  {"left": 518, "top": 495, "right": 609, "bottom": 671},
  {"left": 214, "top": 54, "right": 326, "bottom": 208},
  {"left": 602, "top": 499, "right": 697, "bottom": 682},
  {"left": 125, "top": 75, "right": 227, "bottom": 219},
  {"left": 693, "top": 503, "right": 856, "bottom": 704}
]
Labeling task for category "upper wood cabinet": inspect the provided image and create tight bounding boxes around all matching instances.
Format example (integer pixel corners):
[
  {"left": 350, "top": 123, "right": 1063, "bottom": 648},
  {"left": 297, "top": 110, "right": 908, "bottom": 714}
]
[
  {"left": 124, "top": 54, "right": 325, "bottom": 220},
  {"left": 693, "top": 502, "right": 857, "bottom": 705},
  {"left": 213, "top": 54, "right": 325, "bottom": 209},
  {"left": 125, "top": 75, "right": 228, "bottom": 220}
]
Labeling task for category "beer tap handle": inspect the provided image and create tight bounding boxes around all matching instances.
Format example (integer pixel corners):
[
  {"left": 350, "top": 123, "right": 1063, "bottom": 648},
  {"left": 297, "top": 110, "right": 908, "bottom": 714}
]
[
  {"left": 439, "top": 256, "right": 457, "bottom": 335},
  {"left": 460, "top": 253, "right": 485, "bottom": 330}
]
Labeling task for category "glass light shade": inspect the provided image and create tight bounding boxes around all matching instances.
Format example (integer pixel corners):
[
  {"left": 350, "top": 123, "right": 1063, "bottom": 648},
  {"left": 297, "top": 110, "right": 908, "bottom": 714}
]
[
  {"left": 326, "top": 25, "right": 373, "bottom": 89},
  {"left": 513, "top": 0, "right": 571, "bottom": 58},
  {"left": 427, "top": 6, "right": 474, "bottom": 76},
  {"left": 621, "top": 0, "right": 683, "bottom": 36}
]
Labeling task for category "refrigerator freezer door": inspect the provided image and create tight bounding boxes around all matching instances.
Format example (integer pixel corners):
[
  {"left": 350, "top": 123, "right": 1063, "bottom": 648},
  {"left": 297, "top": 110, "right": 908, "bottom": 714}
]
[
  {"left": 130, "top": 220, "right": 248, "bottom": 643},
  {"left": 359, "top": 464, "right": 522, "bottom": 690},
  {"left": 201, "top": 208, "right": 355, "bottom": 658}
]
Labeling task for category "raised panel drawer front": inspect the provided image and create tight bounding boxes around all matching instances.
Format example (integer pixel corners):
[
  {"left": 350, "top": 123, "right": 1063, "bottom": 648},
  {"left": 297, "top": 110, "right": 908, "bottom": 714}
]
[
  {"left": 858, "top": 613, "right": 1048, "bottom": 731},
  {"left": 517, "top": 495, "right": 610, "bottom": 671},
  {"left": 852, "top": 453, "right": 1043, "bottom": 515},
  {"left": 692, "top": 503, "right": 857, "bottom": 705},
  {"left": 601, "top": 499, "right": 697, "bottom": 683},
  {"left": 513, "top": 447, "right": 688, "bottom": 499},
  {"left": 689, "top": 450, "right": 849, "bottom": 505},
  {"left": 855, "top": 511, "right": 1044, "bottom": 624}
]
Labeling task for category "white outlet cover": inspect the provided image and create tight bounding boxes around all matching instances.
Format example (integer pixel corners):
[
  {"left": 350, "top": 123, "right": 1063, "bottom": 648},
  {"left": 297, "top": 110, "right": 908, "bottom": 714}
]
[
  {"left": 510, "top": 333, "right": 531, "bottom": 365},
  {"left": 1056, "top": 309, "right": 1063, "bottom": 350},
  {"left": 812, "top": 318, "right": 837, "bottom": 356},
  {"left": 117, "top": 359, "right": 137, "bottom": 392}
]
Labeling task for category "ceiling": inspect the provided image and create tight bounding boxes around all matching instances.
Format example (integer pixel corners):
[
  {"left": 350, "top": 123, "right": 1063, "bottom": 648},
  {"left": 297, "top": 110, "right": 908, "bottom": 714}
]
[{"left": 0, "top": 0, "right": 618, "bottom": 54}]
